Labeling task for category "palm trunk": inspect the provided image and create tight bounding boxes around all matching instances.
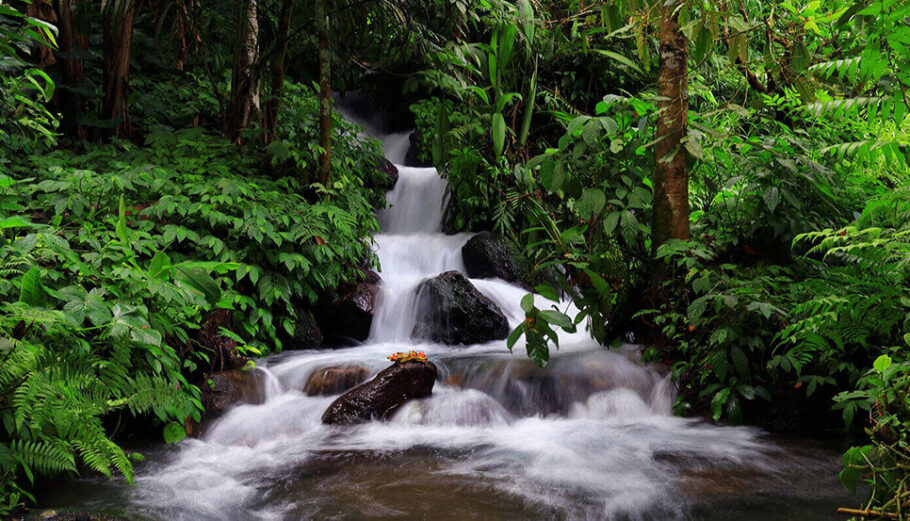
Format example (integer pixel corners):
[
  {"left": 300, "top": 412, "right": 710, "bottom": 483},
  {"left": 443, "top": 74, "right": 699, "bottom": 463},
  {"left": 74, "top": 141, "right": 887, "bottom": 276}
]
[
  {"left": 227, "top": 0, "right": 260, "bottom": 143},
  {"left": 101, "top": 1, "right": 137, "bottom": 140},
  {"left": 261, "top": 0, "right": 292, "bottom": 145},
  {"left": 652, "top": 0, "right": 690, "bottom": 257},
  {"left": 54, "top": 0, "right": 86, "bottom": 139},
  {"left": 316, "top": 0, "right": 332, "bottom": 186}
]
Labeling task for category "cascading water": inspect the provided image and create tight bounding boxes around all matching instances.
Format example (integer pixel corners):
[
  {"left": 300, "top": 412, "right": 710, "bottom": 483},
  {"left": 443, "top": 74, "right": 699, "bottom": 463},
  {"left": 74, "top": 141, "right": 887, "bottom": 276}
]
[{"left": 42, "top": 105, "right": 850, "bottom": 521}]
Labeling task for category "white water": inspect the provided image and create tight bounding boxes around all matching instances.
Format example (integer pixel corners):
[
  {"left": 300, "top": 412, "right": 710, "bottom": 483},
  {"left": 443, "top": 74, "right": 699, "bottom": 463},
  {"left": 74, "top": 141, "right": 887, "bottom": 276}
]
[{"left": 54, "top": 108, "right": 848, "bottom": 521}]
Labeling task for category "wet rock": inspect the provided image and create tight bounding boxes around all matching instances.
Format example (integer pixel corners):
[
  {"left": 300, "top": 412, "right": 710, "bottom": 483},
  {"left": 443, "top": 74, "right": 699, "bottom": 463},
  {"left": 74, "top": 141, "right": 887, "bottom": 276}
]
[
  {"left": 304, "top": 365, "right": 370, "bottom": 396},
  {"left": 411, "top": 271, "right": 509, "bottom": 345},
  {"left": 322, "top": 361, "right": 437, "bottom": 424},
  {"left": 284, "top": 309, "right": 323, "bottom": 350},
  {"left": 378, "top": 158, "right": 399, "bottom": 189},
  {"left": 198, "top": 308, "right": 243, "bottom": 371},
  {"left": 317, "top": 270, "right": 381, "bottom": 344},
  {"left": 202, "top": 369, "right": 267, "bottom": 412},
  {"left": 461, "top": 232, "right": 533, "bottom": 289}
]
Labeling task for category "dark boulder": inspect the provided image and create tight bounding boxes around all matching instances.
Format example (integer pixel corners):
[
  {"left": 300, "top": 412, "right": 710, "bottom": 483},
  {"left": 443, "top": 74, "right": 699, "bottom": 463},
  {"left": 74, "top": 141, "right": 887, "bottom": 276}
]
[
  {"left": 202, "top": 369, "right": 267, "bottom": 412},
  {"left": 283, "top": 309, "right": 323, "bottom": 350},
  {"left": 317, "top": 270, "right": 381, "bottom": 344},
  {"left": 462, "top": 232, "right": 533, "bottom": 289},
  {"left": 411, "top": 271, "right": 510, "bottom": 345},
  {"left": 378, "top": 158, "right": 399, "bottom": 189},
  {"left": 322, "top": 361, "right": 437, "bottom": 424},
  {"left": 304, "top": 365, "right": 370, "bottom": 396}
]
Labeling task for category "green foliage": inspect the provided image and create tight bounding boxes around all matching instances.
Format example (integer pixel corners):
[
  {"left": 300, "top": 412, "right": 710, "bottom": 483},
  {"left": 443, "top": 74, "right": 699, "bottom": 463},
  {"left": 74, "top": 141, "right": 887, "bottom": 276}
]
[{"left": 0, "top": 72, "right": 386, "bottom": 511}]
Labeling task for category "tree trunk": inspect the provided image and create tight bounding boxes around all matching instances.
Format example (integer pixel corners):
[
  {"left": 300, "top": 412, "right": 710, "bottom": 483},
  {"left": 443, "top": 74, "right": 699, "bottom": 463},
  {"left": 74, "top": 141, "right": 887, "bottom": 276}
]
[
  {"left": 316, "top": 0, "right": 332, "bottom": 186},
  {"left": 651, "top": 0, "right": 690, "bottom": 258},
  {"left": 27, "top": 0, "right": 57, "bottom": 69},
  {"left": 101, "top": 1, "right": 137, "bottom": 140},
  {"left": 54, "top": 0, "right": 86, "bottom": 139},
  {"left": 261, "top": 0, "right": 292, "bottom": 145},
  {"left": 227, "top": 0, "right": 260, "bottom": 143}
]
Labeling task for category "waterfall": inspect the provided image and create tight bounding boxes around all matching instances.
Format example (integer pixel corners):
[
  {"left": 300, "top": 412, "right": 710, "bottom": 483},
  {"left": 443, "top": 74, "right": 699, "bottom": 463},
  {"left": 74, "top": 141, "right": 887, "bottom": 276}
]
[{"left": 44, "top": 102, "right": 850, "bottom": 521}]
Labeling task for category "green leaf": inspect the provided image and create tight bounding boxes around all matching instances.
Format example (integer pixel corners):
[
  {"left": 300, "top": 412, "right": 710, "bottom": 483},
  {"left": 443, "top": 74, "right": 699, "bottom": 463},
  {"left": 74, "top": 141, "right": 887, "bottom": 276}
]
[
  {"left": 535, "top": 284, "right": 560, "bottom": 302},
  {"left": 162, "top": 422, "right": 187, "bottom": 444},
  {"left": 872, "top": 354, "right": 892, "bottom": 373},
  {"left": 520, "top": 293, "right": 535, "bottom": 313},
  {"left": 492, "top": 113, "right": 506, "bottom": 158},
  {"left": 148, "top": 251, "right": 172, "bottom": 280},
  {"left": 174, "top": 265, "right": 221, "bottom": 304},
  {"left": 116, "top": 194, "right": 129, "bottom": 244},
  {"left": 791, "top": 42, "right": 810, "bottom": 72},
  {"left": 575, "top": 188, "right": 606, "bottom": 219},
  {"left": 0, "top": 216, "right": 34, "bottom": 230},
  {"left": 539, "top": 310, "right": 574, "bottom": 331},
  {"left": 506, "top": 323, "right": 525, "bottom": 351},
  {"left": 19, "top": 267, "right": 47, "bottom": 307}
]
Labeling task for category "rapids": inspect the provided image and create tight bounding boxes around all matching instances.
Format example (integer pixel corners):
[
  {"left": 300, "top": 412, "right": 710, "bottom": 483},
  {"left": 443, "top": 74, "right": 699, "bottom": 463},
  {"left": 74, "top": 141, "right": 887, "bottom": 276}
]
[{"left": 38, "top": 103, "right": 851, "bottom": 521}]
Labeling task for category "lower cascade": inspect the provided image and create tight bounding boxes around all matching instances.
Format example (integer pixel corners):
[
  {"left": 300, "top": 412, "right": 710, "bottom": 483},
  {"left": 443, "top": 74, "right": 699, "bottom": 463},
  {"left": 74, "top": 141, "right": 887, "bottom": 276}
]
[{"left": 42, "top": 109, "right": 849, "bottom": 521}]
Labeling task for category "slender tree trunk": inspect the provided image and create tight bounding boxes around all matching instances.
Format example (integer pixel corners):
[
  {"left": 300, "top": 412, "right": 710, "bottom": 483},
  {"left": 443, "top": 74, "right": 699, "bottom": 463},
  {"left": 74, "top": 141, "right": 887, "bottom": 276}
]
[
  {"left": 54, "top": 0, "right": 86, "bottom": 139},
  {"left": 27, "top": 0, "right": 57, "bottom": 69},
  {"left": 315, "top": 0, "right": 332, "bottom": 185},
  {"left": 652, "top": 0, "right": 690, "bottom": 258},
  {"left": 101, "top": 1, "right": 137, "bottom": 140},
  {"left": 227, "top": 0, "right": 260, "bottom": 143},
  {"left": 261, "top": 0, "right": 292, "bottom": 145}
]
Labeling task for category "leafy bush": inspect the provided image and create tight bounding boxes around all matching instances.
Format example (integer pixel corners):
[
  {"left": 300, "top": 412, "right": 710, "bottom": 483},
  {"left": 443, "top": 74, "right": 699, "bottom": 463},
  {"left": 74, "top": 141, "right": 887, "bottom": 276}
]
[{"left": 0, "top": 75, "right": 387, "bottom": 511}]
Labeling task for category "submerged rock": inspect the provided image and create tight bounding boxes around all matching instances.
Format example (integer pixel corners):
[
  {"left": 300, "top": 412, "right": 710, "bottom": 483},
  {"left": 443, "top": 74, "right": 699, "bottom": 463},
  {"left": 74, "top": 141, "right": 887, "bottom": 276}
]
[
  {"left": 322, "top": 361, "right": 437, "bottom": 424},
  {"left": 317, "top": 270, "right": 381, "bottom": 344},
  {"left": 202, "top": 369, "right": 267, "bottom": 412},
  {"left": 461, "top": 231, "right": 533, "bottom": 289},
  {"left": 411, "top": 271, "right": 510, "bottom": 345},
  {"left": 304, "top": 365, "right": 370, "bottom": 396}
]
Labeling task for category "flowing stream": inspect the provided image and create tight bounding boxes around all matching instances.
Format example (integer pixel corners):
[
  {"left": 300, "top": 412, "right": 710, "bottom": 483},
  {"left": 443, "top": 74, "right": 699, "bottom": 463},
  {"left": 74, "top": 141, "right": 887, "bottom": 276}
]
[{"left": 40, "top": 106, "right": 852, "bottom": 520}]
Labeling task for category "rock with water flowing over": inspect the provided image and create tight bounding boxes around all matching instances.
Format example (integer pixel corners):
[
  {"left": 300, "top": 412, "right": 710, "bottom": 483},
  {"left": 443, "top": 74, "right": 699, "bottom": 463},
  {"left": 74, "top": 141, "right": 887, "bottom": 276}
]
[
  {"left": 317, "top": 270, "right": 381, "bottom": 344},
  {"left": 321, "top": 361, "right": 437, "bottom": 424},
  {"left": 411, "top": 271, "right": 510, "bottom": 345},
  {"left": 202, "top": 369, "right": 267, "bottom": 412},
  {"left": 462, "top": 232, "right": 533, "bottom": 289},
  {"left": 305, "top": 365, "right": 370, "bottom": 395}
]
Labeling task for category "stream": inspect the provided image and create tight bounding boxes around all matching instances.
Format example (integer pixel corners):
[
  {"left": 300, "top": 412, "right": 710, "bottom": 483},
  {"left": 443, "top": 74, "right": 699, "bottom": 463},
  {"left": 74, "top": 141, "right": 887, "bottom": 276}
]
[{"left": 37, "top": 105, "right": 854, "bottom": 520}]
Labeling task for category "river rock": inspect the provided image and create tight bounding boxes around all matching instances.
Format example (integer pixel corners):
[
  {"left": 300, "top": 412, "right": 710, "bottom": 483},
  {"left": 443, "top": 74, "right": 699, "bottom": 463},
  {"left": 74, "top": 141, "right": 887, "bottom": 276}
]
[
  {"left": 461, "top": 232, "right": 533, "bottom": 289},
  {"left": 411, "top": 271, "right": 510, "bottom": 345},
  {"left": 322, "top": 361, "right": 437, "bottom": 424},
  {"left": 305, "top": 365, "right": 370, "bottom": 395},
  {"left": 283, "top": 309, "right": 323, "bottom": 350},
  {"left": 378, "top": 158, "right": 398, "bottom": 189},
  {"left": 317, "top": 270, "right": 381, "bottom": 344},
  {"left": 202, "top": 369, "right": 267, "bottom": 412}
]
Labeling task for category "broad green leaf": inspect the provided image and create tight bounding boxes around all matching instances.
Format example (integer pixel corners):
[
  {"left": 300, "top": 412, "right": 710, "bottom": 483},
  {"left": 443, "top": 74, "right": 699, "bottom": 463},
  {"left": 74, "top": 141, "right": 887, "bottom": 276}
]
[
  {"left": 575, "top": 188, "right": 606, "bottom": 219},
  {"left": 19, "top": 267, "right": 46, "bottom": 307}
]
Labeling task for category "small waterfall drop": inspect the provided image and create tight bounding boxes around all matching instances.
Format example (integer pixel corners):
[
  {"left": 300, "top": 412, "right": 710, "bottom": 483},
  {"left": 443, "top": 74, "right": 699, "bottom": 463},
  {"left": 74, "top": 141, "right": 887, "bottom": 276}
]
[{"left": 42, "top": 101, "right": 851, "bottom": 521}]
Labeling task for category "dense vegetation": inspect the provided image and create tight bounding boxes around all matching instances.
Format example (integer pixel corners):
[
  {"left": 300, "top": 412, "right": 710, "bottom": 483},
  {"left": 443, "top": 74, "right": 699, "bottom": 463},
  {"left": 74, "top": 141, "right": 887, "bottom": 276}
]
[{"left": 0, "top": 0, "right": 908, "bottom": 518}]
